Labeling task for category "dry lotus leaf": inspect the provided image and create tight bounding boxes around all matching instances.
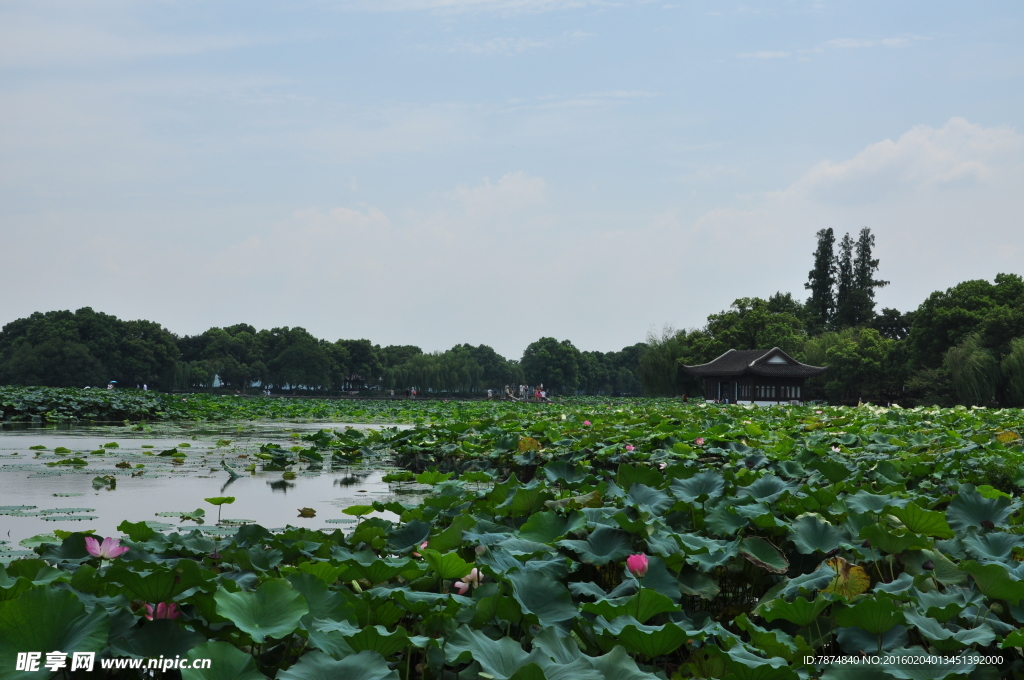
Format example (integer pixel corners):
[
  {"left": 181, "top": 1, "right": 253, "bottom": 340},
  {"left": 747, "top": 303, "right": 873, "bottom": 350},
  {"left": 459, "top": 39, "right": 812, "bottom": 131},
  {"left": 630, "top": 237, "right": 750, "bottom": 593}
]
[
  {"left": 519, "top": 437, "right": 541, "bottom": 453},
  {"left": 824, "top": 556, "right": 870, "bottom": 598},
  {"left": 997, "top": 431, "right": 1021, "bottom": 444},
  {"left": 297, "top": 508, "right": 316, "bottom": 518}
]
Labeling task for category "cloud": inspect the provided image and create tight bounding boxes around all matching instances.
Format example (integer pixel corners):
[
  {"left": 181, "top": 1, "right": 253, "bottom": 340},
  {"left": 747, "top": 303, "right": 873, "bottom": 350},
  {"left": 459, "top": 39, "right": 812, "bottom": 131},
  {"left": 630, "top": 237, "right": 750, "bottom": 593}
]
[
  {"left": 0, "top": 20, "right": 268, "bottom": 68},
  {"left": 737, "top": 51, "right": 789, "bottom": 59},
  {"left": 439, "top": 30, "right": 591, "bottom": 55},
  {"left": 336, "top": 0, "right": 607, "bottom": 13},
  {"left": 826, "top": 35, "right": 928, "bottom": 49},
  {"left": 783, "top": 117, "right": 1023, "bottom": 205}
]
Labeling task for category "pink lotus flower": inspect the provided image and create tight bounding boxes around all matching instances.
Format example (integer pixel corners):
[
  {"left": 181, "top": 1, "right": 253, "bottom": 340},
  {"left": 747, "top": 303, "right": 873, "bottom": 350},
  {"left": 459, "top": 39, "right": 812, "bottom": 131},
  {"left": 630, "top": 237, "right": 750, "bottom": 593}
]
[
  {"left": 659, "top": 462, "right": 667, "bottom": 470},
  {"left": 84, "top": 536, "right": 129, "bottom": 560},
  {"left": 454, "top": 568, "right": 483, "bottom": 595},
  {"left": 626, "top": 554, "right": 649, "bottom": 578},
  {"left": 583, "top": 421, "right": 591, "bottom": 426},
  {"left": 831, "top": 445, "right": 840, "bottom": 452},
  {"left": 816, "top": 410, "right": 822, "bottom": 414},
  {"left": 413, "top": 541, "right": 428, "bottom": 558},
  {"left": 625, "top": 444, "right": 635, "bottom": 452},
  {"left": 144, "top": 602, "right": 180, "bottom": 620},
  {"left": 695, "top": 437, "right": 705, "bottom": 446}
]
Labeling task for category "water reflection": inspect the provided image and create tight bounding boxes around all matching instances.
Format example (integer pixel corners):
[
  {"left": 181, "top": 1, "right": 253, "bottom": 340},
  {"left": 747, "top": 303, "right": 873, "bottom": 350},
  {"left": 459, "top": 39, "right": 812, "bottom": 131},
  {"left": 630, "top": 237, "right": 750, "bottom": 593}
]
[{"left": 267, "top": 480, "right": 296, "bottom": 492}]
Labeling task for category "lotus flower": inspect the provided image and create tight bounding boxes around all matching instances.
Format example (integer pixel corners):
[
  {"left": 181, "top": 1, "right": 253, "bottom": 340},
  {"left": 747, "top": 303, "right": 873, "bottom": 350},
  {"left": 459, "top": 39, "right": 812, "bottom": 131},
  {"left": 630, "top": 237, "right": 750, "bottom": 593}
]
[
  {"left": 695, "top": 437, "right": 705, "bottom": 446},
  {"left": 413, "top": 541, "right": 428, "bottom": 558},
  {"left": 144, "top": 602, "right": 180, "bottom": 620},
  {"left": 625, "top": 444, "right": 635, "bottom": 452},
  {"left": 626, "top": 554, "right": 649, "bottom": 578},
  {"left": 659, "top": 462, "right": 667, "bottom": 470},
  {"left": 583, "top": 421, "right": 591, "bottom": 426},
  {"left": 454, "top": 568, "right": 483, "bottom": 595},
  {"left": 84, "top": 536, "right": 129, "bottom": 560}
]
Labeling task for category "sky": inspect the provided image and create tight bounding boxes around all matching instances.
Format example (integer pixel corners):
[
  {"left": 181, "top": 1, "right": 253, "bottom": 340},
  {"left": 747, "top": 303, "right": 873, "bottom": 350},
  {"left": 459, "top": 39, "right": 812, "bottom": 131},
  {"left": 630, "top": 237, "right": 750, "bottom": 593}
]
[{"left": 1, "top": 0, "right": 1022, "bottom": 360}]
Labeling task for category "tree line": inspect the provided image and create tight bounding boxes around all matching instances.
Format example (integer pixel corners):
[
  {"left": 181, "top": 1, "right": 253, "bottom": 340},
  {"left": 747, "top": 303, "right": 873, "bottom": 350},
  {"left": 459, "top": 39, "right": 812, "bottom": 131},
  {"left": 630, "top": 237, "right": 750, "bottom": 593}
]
[
  {"left": 641, "top": 228, "right": 1024, "bottom": 407},
  {"left": 2, "top": 227, "right": 1021, "bottom": 405},
  {"left": 0, "top": 311, "right": 643, "bottom": 397}
]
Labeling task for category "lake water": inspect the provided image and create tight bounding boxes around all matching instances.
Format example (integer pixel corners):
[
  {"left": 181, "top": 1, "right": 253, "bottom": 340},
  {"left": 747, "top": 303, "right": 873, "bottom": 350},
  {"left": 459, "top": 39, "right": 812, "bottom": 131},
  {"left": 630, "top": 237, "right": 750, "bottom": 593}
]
[{"left": 0, "top": 421, "right": 418, "bottom": 562}]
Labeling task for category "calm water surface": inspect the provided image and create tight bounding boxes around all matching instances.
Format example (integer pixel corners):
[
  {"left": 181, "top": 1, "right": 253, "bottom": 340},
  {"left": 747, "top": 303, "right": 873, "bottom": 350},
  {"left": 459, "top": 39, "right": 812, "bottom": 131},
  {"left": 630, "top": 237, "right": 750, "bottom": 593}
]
[{"left": 0, "top": 421, "right": 417, "bottom": 560}]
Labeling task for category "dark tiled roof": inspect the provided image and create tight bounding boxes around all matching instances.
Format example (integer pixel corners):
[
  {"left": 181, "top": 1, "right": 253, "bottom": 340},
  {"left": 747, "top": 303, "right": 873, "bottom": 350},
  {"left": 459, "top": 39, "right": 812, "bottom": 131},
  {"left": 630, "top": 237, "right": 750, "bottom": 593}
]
[{"left": 680, "top": 348, "right": 827, "bottom": 378}]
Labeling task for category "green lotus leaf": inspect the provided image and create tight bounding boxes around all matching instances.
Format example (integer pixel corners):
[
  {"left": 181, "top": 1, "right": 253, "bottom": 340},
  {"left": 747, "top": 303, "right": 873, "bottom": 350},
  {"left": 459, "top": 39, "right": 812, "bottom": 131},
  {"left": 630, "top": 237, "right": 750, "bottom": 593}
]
[
  {"left": 181, "top": 641, "right": 266, "bottom": 680},
  {"left": 959, "top": 560, "right": 1024, "bottom": 604},
  {"left": 834, "top": 597, "right": 904, "bottom": 635},
  {"left": 903, "top": 610, "right": 995, "bottom": 652},
  {"left": 108, "top": 618, "right": 206, "bottom": 658},
  {"left": 295, "top": 561, "right": 347, "bottom": 585},
  {"left": 734, "top": 613, "right": 811, "bottom": 663},
  {"left": 846, "top": 491, "right": 901, "bottom": 514},
  {"left": 556, "top": 526, "right": 632, "bottom": 566},
  {"left": 626, "top": 484, "right": 673, "bottom": 515},
  {"left": 386, "top": 519, "right": 431, "bottom": 551},
  {"left": 946, "top": 484, "right": 1012, "bottom": 532},
  {"left": 588, "top": 646, "right": 661, "bottom": 680},
  {"left": 963, "top": 532, "right": 1024, "bottom": 565},
  {"left": 669, "top": 472, "right": 725, "bottom": 504},
  {"left": 759, "top": 595, "right": 831, "bottom": 627},
  {"left": 285, "top": 572, "right": 355, "bottom": 623},
  {"left": 307, "top": 618, "right": 360, "bottom": 659},
  {"left": 594, "top": 616, "right": 693, "bottom": 658},
  {"left": 518, "top": 511, "right": 586, "bottom": 544},
  {"left": 107, "top": 558, "right": 211, "bottom": 603},
  {"left": 720, "top": 644, "right": 799, "bottom": 680},
  {"left": 277, "top": 651, "right": 398, "bottom": 680},
  {"left": 507, "top": 570, "right": 578, "bottom": 626},
  {"left": 0, "top": 587, "right": 109, "bottom": 675},
  {"left": 421, "top": 549, "right": 472, "bottom": 580},
  {"left": 789, "top": 515, "right": 850, "bottom": 554},
  {"left": 704, "top": 501, "right": 750, "bottom": 536},
  {"left": 616, "top": 464, "right": 662, "bottom": 490},
  {"left": 739, "top": 537, "right": 789, "bottom": 574},
  {"left": 214, "top": 578, "right": 309, "bottom": 643},
  {"left": 859, "top": 523, "right": 931, "bottom": 555},
  {"left": 737, "top": 475, "right": 792, "bottom": 503},
  {"left": 580, "top": 588, "right": 679, "bottom": 624},
  {"left": 835, "top": 625, "right": 908, "bottom": 655},
  {"left": 445, "top": 627, "right": 531, "bottom": 680},
  {"left": 888, "top": 502, "right": 954, "bottom": 538},
  {"left": 345, "top": 625, "right": 427, "bottom": 658}
]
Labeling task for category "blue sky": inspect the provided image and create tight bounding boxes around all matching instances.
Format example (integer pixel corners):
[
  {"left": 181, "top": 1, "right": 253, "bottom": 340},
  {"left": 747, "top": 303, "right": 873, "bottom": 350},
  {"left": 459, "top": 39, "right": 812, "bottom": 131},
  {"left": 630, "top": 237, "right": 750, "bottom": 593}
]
[{"left": 1, "top": 1, "right": 1022, "bottom": 358}]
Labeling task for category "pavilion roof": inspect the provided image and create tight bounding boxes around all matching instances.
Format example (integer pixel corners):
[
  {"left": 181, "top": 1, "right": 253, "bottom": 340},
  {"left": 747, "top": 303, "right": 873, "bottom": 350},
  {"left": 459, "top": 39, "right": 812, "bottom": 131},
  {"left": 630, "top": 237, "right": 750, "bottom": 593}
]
[{"left": 680, "top": 348, "right": 827, "bottom": 378}]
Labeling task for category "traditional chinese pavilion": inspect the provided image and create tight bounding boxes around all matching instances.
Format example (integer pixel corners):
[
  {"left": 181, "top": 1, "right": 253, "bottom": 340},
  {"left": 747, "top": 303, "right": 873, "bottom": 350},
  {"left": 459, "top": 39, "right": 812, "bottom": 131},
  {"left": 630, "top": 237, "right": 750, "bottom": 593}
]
[{"left": 680, "top": 348, "right": 826, "bottom": 405}]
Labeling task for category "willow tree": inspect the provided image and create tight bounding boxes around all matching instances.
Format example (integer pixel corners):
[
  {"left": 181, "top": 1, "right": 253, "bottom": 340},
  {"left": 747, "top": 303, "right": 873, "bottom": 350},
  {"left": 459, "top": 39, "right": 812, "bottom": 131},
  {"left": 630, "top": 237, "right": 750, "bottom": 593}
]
[
  {"left": 1001, "top": 337, "right": 1024, "bottom": 407},
  {"left": 944, "top": 333, "right": 999, "bottom": 406}
]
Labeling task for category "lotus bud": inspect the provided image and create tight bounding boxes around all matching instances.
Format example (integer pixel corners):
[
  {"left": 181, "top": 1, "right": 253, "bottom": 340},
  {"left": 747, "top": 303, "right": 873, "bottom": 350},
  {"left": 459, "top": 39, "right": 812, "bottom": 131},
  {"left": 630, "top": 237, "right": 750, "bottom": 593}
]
[
  {"left": 475, "top": 545, "right": 487, "bottom": 556},
  {"left": 626, "top": 554, "right": 649, "bottom": 578},
  {"left": 351, "top": 580, "right": 362, "bottom": 594},
  {"left": 991, "top": 602, "right": 1004, "bottom": 614}
]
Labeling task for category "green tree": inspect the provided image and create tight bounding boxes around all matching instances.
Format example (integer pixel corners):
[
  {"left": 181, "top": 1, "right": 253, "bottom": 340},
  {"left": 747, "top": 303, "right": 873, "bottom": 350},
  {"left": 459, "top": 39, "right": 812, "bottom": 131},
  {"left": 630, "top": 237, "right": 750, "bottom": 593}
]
[
  {"left": 705, "top": 297, "right": 806, "bottom": 355},
  {"left": 804, "top": 228, "right": 837, "bottom": 333},
  {"left": 851, "top": 227, "right": 888, "bottom": 324},
  {"left": 944, "top": 333, "right": 1000, "bottom": 406},
  {"left": 833, "top": 233, "right": 855, "bottom": 328},
  {"left": 521, "top": 338, "right": 581, "bottom": 393},
  {"left": 1001, "top": 337, "right": 1024, "bottom": 407}
]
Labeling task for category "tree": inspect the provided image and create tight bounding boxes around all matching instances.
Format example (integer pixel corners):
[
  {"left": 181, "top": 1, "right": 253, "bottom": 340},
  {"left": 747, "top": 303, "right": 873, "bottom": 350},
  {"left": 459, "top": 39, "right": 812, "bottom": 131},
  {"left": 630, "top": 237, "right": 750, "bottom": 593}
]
[
  {"left": 833, "top": 233, "right": 855, "bottom": 328},
  {"left": 872, "top": 308, "right": 913, "bottom": 340},
  {"left": 1001, "top": 337, "right": 1024, "bottom": 407},
  {"left": 521, "top": 338, "right": 580, "bottom": 393},
  {"left": 850, "top": 227, "right": 888, "bottom": 324},
  {"left": 0, "top": 308, "right": 179, "bottom": 388},
  {"left": 944, "top": 333, "right": 999, "bottom": 406},
  {"left": 804, "top": 228, "right": 837, "bottom": 334},
  {"left": 704, "top": 297, "right": 805, "bottom": 355}
]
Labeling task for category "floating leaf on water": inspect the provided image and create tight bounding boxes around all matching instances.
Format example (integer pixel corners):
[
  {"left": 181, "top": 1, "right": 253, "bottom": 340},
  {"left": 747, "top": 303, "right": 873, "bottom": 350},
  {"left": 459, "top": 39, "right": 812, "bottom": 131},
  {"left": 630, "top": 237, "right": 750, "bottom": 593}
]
[
  {"left": 103, "top": 442, "right": 119, "bottom": 448},
  {"left": 41, "top": 515, "right": 98, "bottom": 521},
  {"left": 38, "top": 508, "right": 96, "bottom": 514},
  {"left": 297, "top": 508, "right": 316, "bottom": 517},
  {"left": 29, "top": 445, "right": 46, "bottom": 450},
  {"left": 52, "top": 493, "right": 84, "bottom": 497},
  {"left": 53, "top": 447, "right": 72, "bottom": 454}
]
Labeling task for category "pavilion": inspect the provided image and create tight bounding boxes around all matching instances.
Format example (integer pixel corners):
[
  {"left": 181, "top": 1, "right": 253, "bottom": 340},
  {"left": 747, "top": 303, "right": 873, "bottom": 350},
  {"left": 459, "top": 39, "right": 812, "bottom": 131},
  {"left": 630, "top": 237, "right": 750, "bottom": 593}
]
[{"left": 680, "top": 348, "right": 826, "bottom": 405}]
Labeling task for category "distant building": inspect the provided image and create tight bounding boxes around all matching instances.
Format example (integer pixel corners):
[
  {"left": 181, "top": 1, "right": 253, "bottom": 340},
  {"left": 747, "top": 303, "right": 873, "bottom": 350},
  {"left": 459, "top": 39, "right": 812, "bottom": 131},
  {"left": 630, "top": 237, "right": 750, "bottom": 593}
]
[{"left": 681, "top": 348, "right": 826, "bottom": 405}]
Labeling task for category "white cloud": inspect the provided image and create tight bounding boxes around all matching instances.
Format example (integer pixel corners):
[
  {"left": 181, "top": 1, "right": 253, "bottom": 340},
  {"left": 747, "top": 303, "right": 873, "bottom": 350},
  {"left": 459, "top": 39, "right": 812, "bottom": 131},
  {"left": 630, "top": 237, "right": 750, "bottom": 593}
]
[
  {"left": 440, "top": 30, "right": 591, "bottom": 55},
  {"left": 737, "top": 51, "right": 789, "bottom": 59},
  {"left": 782, "top": 117, "right": 1023, "bottom": 205}
]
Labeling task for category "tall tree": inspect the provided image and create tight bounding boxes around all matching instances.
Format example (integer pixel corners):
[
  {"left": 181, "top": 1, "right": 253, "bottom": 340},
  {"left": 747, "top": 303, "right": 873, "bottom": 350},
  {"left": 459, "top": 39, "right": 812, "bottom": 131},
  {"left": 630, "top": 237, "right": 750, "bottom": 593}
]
[
  {"left": 804, "top": 228, "right": 837, "bottom": 334},
  {"left": 850, "top": 227, "right": 888, "bottom": 324},
  {"left": 833, "top": 233, "right": 855, "bottom": 328}
]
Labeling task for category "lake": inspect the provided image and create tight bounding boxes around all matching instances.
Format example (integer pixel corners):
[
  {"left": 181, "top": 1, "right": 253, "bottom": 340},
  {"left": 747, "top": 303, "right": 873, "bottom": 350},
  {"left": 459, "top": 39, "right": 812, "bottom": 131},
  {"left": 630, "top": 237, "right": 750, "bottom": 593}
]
[{"left": 0, "top": 421, "right": 416, "bottom": 561}]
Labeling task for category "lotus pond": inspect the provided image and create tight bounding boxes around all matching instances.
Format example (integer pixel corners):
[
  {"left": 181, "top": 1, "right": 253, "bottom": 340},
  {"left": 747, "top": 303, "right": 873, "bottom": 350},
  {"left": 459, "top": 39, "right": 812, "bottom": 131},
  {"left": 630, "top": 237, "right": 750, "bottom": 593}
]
[{"left": 2, "top": 398, "right": 1024, "bottom": 680}]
